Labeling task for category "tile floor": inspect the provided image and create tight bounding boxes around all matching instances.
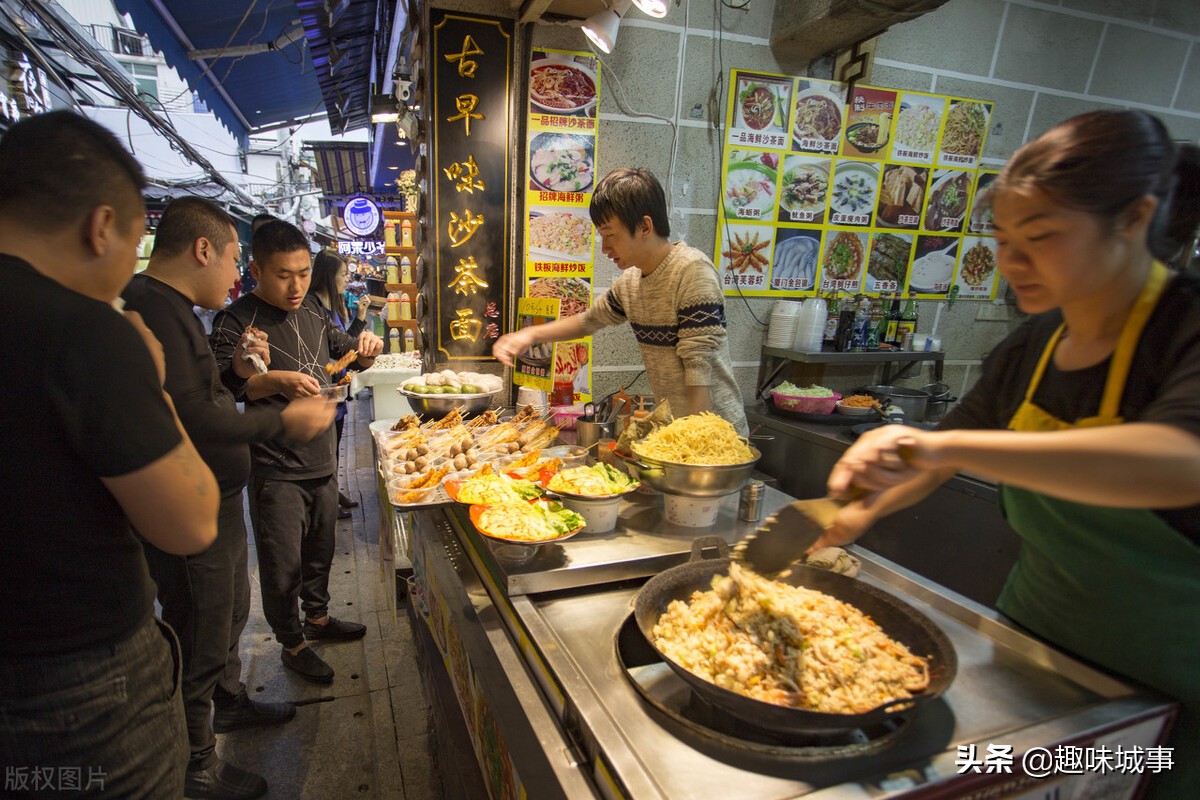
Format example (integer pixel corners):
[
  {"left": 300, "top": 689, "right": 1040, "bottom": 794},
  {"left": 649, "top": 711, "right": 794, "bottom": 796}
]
[{"left": 213, "top": 394, "right": 443, "bottom": 799}]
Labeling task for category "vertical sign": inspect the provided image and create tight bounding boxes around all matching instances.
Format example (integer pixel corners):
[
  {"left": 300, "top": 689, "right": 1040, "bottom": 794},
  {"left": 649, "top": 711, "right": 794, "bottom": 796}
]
[
  {"left": 519, "top": 48, "right": 601, "bottom": 402},
  {"left": 431, "top": 11, "right": 513, "bottom": 360}
]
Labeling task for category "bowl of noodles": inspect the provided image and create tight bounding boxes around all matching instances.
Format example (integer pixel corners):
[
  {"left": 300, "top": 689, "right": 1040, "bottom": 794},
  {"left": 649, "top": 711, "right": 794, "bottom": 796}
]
[
  {"left": 529, "top": 60, "right": 597, "bottom": 115},
  {"left": 619, "top": 412, "right": 759, "bottom": 497},
  {"left": 793, "top": 88, "right": 843, "bottom": 147},
  {"left": 941, "top": 101, "right": 989, "bottom": 158}
]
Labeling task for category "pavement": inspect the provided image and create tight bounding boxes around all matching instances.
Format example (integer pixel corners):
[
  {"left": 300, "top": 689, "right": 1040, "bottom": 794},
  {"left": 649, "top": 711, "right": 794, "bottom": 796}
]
[{"left": 214, "top": 393, "right": 443, "bottom": 799}]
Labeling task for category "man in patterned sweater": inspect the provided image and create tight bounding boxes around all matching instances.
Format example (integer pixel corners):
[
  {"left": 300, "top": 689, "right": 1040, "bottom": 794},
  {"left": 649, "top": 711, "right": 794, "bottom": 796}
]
[{"left": 495, "top": 168, "right": 747, "bottom": 433}]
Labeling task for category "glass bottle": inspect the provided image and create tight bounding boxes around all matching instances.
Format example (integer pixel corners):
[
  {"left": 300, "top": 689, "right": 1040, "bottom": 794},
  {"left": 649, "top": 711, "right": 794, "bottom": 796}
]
[
  {"left": 884, "top": 293, "right": 902, "bottom": 346},
  {"left": 898, "top": 291, "right": 919, "bottom": 341}
]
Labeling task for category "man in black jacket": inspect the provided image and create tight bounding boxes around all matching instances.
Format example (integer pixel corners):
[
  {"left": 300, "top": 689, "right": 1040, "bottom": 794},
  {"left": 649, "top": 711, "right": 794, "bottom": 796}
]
[{"left": 123, "top": 198, "right": 333, "bottom": 800}]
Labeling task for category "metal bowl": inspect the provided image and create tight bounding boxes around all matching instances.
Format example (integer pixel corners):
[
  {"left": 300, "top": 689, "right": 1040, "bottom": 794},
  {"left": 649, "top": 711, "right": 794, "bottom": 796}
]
[
  {"left": 398, "top": 388, "right": 501, "bottom": 419},
  {"left": 615, "top": 447, "right": 760, "bottom": 498}
]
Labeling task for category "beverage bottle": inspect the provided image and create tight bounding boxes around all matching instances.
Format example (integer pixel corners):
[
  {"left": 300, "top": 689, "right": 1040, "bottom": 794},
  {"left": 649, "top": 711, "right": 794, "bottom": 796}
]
[
  {"left": 386, "top": 291, "right": 401, "bottom": 322},
  {"left": 851, "top": 296, "right": 871, "bottom": 349},
  {"left": 388, "top": 329, "right": 400, "bottom": 353},
  {"left": 835, "top": 296, "right": 856, "bottom": 351},
  {"left": 384, "top": 223, "right": 397, "bottom": 248},
  {"left": 386, "top": 257, "right": 399, "bottom": 285},
  {"left": 898, "top": 292, "right": 919, "bottom": 341},
  {"left": 403, "top": 329, "right": 416, "bottom": 352},
  {"left": 400, "top": 256, "right": 413, "bottom": 283},
  {"left": 884, "top": 293, "right": 902, "bottom": 346},
  {"left": 822, "top": 294, "right": 839, "bottom": 349},
  {"left": 401, "top": 219, "right": 414, "bottom": 247},
  {"left": 867, "top": 298, "right": 885, "bottom": 349}
]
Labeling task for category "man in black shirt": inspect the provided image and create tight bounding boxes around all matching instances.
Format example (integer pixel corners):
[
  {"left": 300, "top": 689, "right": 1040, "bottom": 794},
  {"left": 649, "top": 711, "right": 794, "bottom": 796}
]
[
  {"left": 123, "top": 198, "right": 335, "bottom": 800},
  {"left": 212, "top": 221, "right": 383, "bottom": 684},
  {"left": 0, "top": 112, "right": 218, "bottom": 796}
]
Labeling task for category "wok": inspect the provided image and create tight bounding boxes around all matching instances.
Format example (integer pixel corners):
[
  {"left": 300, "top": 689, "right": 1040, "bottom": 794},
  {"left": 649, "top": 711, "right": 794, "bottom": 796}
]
[{"left": 633, "top": 541, "right": 957, "bottom": 734}]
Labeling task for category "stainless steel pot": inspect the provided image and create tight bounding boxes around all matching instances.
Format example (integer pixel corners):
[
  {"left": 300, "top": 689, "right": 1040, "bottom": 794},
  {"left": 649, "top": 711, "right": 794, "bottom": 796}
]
[
  {"left": 615, "top": 447, "right": 761, "bottom": 497},
  {"left": 864, "top": 384, "right": 930, "bottom": 422},
  {"left": 922, "top": 382, "right": 957, "bottom": 423}
]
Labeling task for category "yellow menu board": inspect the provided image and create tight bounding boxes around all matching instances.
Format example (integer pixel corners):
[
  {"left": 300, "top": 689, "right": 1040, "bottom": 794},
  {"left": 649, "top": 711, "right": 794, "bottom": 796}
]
[
  {"left": 716, "top": 70, "right": 1001, "bottom": 301},
  {"left": 520, "top": 48, "right": 600, "bottom": 401}
]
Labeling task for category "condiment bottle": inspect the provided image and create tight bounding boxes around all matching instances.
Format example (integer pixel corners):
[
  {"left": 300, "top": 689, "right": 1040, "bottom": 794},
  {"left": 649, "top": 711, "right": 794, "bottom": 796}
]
[
  {"left": 739, "top": 480, "right": 765, "bottom": 523},
  {"left": 898, "top": 291, "right": 919, "bottom": 340}
]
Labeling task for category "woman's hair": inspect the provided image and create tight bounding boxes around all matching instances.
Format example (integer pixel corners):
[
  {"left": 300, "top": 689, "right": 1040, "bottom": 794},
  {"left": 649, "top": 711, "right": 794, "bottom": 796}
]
[
  {"left": 310, "top": 249, "right": 349, "bottom": 322},
  {"left": 996, "top": 110, "right": 1200, "bottom": 262},
  {"left": 590, "top": 167, "right": 670, "bottom": 237}
]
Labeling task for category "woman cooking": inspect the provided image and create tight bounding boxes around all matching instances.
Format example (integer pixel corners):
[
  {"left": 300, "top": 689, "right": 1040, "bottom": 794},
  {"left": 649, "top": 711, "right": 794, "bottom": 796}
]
[{"left": 813, "top": 110, "right": 1200, "bottom": 797}]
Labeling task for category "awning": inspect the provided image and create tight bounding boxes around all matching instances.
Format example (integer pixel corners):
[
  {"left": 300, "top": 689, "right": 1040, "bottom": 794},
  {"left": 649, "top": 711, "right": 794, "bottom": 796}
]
[
  {"left": 310, "top": 141, "right": 371, "bottom": 197},
  {"left": 294, "top": 0, "right": 379, "bottom": 134},
  {"left": 113, "top": 0, "right": 336, "bottom": 141}
]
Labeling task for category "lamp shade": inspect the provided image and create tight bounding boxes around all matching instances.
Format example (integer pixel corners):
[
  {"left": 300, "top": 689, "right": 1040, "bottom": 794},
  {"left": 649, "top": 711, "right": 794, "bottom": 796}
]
[
  {"left": 631, "top": 0, "right": 668, "bottom": 18},
  {"left": 582, "top": 0, "right": 631, "bottom": 54},
  {"left": 370, "top": 94, "right": 401, "bottom": 124}
]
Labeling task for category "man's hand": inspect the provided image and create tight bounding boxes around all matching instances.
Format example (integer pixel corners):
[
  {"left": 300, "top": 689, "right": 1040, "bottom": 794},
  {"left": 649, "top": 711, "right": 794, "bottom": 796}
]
[
  {"left": 280, "top": 395, "right": 336, "bottom": 440},
  {"left": 355, "top": 331, "right": 384, "bottom": 359},
  {"left": 493, "top": 329, "right": 534, "bottom": 367},
  {"left": 124, "top": 310, "right": 165, "bottom": 386},
  {"left": 270, "top": 371, "right": 322, "bottom": 399},
  {"left": 232, "top": 326, "right": 270, "bottom": 379},
  {"left": 355, "top": 296, "right": 371, "bottom": 322}
]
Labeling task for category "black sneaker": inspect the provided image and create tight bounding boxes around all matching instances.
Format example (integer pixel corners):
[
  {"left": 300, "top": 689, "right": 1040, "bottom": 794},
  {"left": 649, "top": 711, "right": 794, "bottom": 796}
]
[
  {"left": 212, "top": 693, "right": 297, "bottom": 734},
  {"left": 280, "top": 645, "right": 334, "bottom": 684},
  {"left": 184, "top": 757, "right": 267, "bottom": 800},
  {"left": 303, "top": 616, "right": 367, "bottom": 642}
]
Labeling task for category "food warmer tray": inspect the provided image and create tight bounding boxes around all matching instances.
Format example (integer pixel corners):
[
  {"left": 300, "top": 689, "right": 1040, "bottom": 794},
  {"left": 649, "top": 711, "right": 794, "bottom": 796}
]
[{"left": 442, "top": 485, "right": 798, "bottom": 597}]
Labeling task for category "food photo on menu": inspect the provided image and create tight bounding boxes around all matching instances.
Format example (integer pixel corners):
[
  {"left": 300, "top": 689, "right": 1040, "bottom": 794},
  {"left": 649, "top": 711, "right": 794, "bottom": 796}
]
[
  {"left": 875, "top": 163, "right": 928, "bottom": 230},
  {"left": 819, "top": 230, "right": 867, "bottom": 292},
  {"left": 777, "top": 154, "right": 830, "bottom": 224},
  {"left": 923, "top": 169, "right": 971, "bottom": 233},
  {"left": 939, "top": 99, "right": 991, "bottom": 166},
  {"left": 791, "top": 80, "right": 844, "bottom": 154},
  {"left": 770, "top": 229, "right": 821, "bottom": 291},
  {"left": 527, "top": 206, "right": 593, "bottom": 262},
  {"left": 723, "top": 149, "right": 779, "bottom": 220},
  {"left": 891, "top": 95, "right": 945, "bottom": 163},
  {"left": 719, "top": 222, "right": 774, "bottom": 291},
  {"left": 828, "top": 160, "right": 879, "bottom": 227},
  {"left": 529, "top": 131, "right": 595, "bottom": 193},
  {"left": 842, "top": 86, "right": 897, "bottom": 160},
  {"left": 529, "top": 51, "right": 598, "bottom": 118},
  {"left": 969, "top": 172, "right": 999, "bottom": 234},
  {"left": 526, "top": 276, "right": 591, "bottom": 318},
  {"left": 909, "top": 234, "right": 960, "bottom": 296},
  {"left": 955, "top": 236, "right": 999, "bottom": 297},
  {"left": 732, "top": 72, "right": 792, "bottom": 146},
  {"left": 865, "top": 232, "right": 913, "bottom": 295}
]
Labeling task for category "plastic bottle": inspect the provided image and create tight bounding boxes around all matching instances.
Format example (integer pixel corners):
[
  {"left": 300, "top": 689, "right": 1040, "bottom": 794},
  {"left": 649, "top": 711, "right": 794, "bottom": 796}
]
[
  {"left": 401, "top": 219, "right": 413, "bottom": 247},
  {"left": 867, "top": 298, "right": 885, "bottom": 349},
  {"left": 403, "top": 329, "right": 416, "bottom": 352},
  {"left": 384, "top": 223, "right": 397, "bottom": 248},
  {"left": 388, "top": 329, "right": 400, "bottom": 353},
  {"left": 400, "top": 256, "right": 413, "bottom": 284},
  {"left": 835, "top": 296, "right": 856, "bottom": 351},
  {"left": 386, "top": 291, "right": 401, "bottom": 322},
  {"left": 399, "top": 292, "right": 412, "bottom": 320},
  {"left": 386, "top": 257, "right": 399, "bottom": 285},
  {"left": 851, "top": 296, "right": 872, "bottom": 350}
]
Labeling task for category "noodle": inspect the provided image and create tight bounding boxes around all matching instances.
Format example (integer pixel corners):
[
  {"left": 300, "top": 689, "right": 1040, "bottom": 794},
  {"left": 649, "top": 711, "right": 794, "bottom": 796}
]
[
  {"left": 528, "top": 278, "right": 590, "bottom": 317},
  {"left": 530, "top": 65, "right": 595, "bottom": 110},
  {"left": 942, "top": 102, "right": 987, "bottom": 156},
  {"left": 654, "top": 563, "right": 930, "bottom": 714},
  {"left": 794, "top": 96, "right": 840, "bottom": 140},
  {"left": 632, "top": 412, "right": 754, "bottom": 465}
]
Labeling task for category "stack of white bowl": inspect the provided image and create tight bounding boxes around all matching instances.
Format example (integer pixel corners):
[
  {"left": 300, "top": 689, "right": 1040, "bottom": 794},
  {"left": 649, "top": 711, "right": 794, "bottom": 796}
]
[
  {"left": 793, "top": 298, "right": 828, "bottom": 352},
  {"left": 765, "top": 300, "right": 802, "bottom": 349}
]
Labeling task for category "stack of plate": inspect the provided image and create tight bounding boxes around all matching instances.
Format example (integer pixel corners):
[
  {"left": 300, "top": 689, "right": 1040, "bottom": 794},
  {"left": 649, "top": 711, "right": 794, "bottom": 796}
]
[{"left": 765, "top": 301, "right": 802, "bottom": 349}]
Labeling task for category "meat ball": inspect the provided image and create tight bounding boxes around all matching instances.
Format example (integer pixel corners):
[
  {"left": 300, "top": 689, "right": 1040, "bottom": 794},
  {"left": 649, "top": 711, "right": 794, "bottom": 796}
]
[{"left": 453, "top": 454, "right": 468, "bottom": 471}]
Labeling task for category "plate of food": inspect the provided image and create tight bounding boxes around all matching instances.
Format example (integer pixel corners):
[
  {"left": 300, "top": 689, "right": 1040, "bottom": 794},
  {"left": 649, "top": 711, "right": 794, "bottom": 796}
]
[
  {"left": 526, "top": 276, "right": 591, "bottom": 318},
  {"left": 959, "top": 239, "right": 997, "bottom": 287},
  {"left": 829, "top": 162, "right": 878, "bottom": 218},
  {"left": 529, "top": 59, "right": 598, "bottom": 115},
  {"left": 778, "top": 160, "right": 829, "bottom": 219},
  {"left": 866, "top": 233, "right": 912, "bottom": 292},
  {"left": 836, "top": 394, "right": 882, "bottom": 416},
  {"left": 469, "top": 500, "right": 585, "bottom": 544},
  {"left": 527, "top": 209, "right": 593, "bottom": 262},
  {"left": 736, "top": 79, "right": 788, "bottom": 132},
  {"left": 723, "top": 161, "right": 777, "bottom": 217},
  {"left": 941, "top": 101, "right": 989, "bottom": 159},
  {"left": 792, "top": 87, "right": 843, "bottom": 147},
  {"left": 845, "top": 120, "right": 889, "bottom": 154},
  {"left": 925, "top": 171, "right": 971, "bottom": 231},
  {"left": 822, "top": 231, "right": 867, "bottom": 282},
  {"left": 544, "top": 462, "right": 640, "bottom": 499},
  {"left": 530, "top": 132, "right": 595, "bottom": 193},
  {"left": 444, "top": 468, "right": 544, "bottom": 505}
]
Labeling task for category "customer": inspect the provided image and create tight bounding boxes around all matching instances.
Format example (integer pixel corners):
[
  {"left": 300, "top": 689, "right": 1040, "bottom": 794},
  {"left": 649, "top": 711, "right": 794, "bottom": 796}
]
[
  {"left": 123, "top": 198, "right": 335, "bottom": 800},
  {"left": 309, "top": 249, "right": 372, "bottom": 517},
  {"left": 211, "top": 221, "right": 384, "bottom": 684},
  {"left": 493, "top": 168, "right": 747, "bottom": 433},
  {"left": 813, "top": 110, "right": 1200, "bottom": 798},
  {"left": 0, "top": 111, "right": 217, "bottom": 797}
]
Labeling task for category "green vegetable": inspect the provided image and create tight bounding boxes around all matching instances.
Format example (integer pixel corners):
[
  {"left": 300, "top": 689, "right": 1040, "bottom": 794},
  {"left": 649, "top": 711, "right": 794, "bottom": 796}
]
[
  {"left": 403, "top": 383, "right": 420, "bottom": 392},
  {"left": 539, "top": 501, "right": 585, "bottom": 535},
  {"left": 460, "top": 384, "right": 479, "bottom": 394},
  {"left": 511, "top": 480, "right": 544, "bottom": 501},
  {"left": 592, "top": 462, "right": 637, "bottom": 493}
]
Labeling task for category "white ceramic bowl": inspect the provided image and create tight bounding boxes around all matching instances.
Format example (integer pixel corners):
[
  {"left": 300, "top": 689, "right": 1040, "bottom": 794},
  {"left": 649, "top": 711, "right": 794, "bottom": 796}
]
[
  {"left": 835, "top": 402, "right": 875, "bottom": 416},
  {"left": 664, "top": 494, "right": 723, "bottom": 527},
  {"left": 561, "top": 495, "right": 622, "bottom": 533}
]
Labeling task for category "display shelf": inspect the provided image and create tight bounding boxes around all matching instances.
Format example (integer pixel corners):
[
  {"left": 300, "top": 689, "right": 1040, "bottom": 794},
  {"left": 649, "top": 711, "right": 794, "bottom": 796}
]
[
  {"left": 756, "top": 345, "right": 944, "bottom": 398},
  {"left": 386, "top": 318, "right": 420, "bottom": 329},
  {"left": 385, "top": 283, "right": 419, "bottom": 293}
]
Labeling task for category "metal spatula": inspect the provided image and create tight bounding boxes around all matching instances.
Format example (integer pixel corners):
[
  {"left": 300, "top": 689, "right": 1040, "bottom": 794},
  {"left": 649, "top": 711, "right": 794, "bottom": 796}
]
[{"left": 734, "top": 496, "right": 847, "bottom": 576}]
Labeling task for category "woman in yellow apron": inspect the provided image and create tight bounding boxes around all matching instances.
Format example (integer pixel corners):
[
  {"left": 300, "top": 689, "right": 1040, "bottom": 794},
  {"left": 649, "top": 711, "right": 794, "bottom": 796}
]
[{"left": 815, "top": 110, "right": 1200, "bottom": 798}]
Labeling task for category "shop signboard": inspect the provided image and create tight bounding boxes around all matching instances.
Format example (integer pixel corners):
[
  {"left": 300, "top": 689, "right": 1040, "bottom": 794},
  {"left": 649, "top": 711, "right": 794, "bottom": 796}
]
[
  {"left": 520, "top": 47, "right": 600, "bottom": 402},
  {"left": 430, "top": 11, "right": 513, "bottom": 360},
  {"left": 512, "top": 296, "right": 559, "bottom": 392},
  {"left": 342, "top": 195, "right": 381, "bottom": 237},
  {"left": 716, "top": 69, "right": 1001, "bottom": 301}
]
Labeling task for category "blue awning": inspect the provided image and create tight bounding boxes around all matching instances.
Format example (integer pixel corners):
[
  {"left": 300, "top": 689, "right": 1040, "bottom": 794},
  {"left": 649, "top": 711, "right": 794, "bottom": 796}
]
[{"left": 114, "top": 0, "right": 332, "bottom": 142}]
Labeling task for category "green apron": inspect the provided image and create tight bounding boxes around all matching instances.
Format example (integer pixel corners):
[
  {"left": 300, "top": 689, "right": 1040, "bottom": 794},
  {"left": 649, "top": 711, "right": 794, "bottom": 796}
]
[{"left": 1000, "top": 261, "right": 1199, "bottom": 797}]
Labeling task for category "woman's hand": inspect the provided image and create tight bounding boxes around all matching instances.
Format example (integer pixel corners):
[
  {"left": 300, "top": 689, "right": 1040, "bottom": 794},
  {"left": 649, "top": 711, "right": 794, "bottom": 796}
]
[
  {"left": 827, "top": 424, "right": 945, "bottom": 497},
  {"left": 355, "top": 296, "right": 370, "bottom": 322},
  {"left": 355, "top": 331, "right": 384, "bottom": 359}
]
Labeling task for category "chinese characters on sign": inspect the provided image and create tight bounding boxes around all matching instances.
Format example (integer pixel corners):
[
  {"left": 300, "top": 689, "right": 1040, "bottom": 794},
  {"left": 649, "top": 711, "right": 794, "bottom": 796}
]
[{"left": 431, "top": 12, "right": 513, "bottom": 359}]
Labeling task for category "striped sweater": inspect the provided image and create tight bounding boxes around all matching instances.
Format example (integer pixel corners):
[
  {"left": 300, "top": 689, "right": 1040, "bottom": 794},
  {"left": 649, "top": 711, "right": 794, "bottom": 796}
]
[{"left": 578, "top": 242, "right": 748, "bottom": 434}]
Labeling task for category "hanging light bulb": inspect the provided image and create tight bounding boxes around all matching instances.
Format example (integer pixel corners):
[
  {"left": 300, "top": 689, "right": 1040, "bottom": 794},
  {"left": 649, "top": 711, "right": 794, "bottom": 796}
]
[
  {"left": 631, "top": 0, "right": 668, "bottom": 18},
  {"left": 581, "top": 0, "right": 631, "bottom": 54}
]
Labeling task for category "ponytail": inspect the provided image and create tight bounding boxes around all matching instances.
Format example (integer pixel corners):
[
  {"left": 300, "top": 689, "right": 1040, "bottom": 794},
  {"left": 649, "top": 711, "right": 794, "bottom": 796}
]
[{"left": 1158, "top": 143, "right": 1200, "bottom": 264}]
